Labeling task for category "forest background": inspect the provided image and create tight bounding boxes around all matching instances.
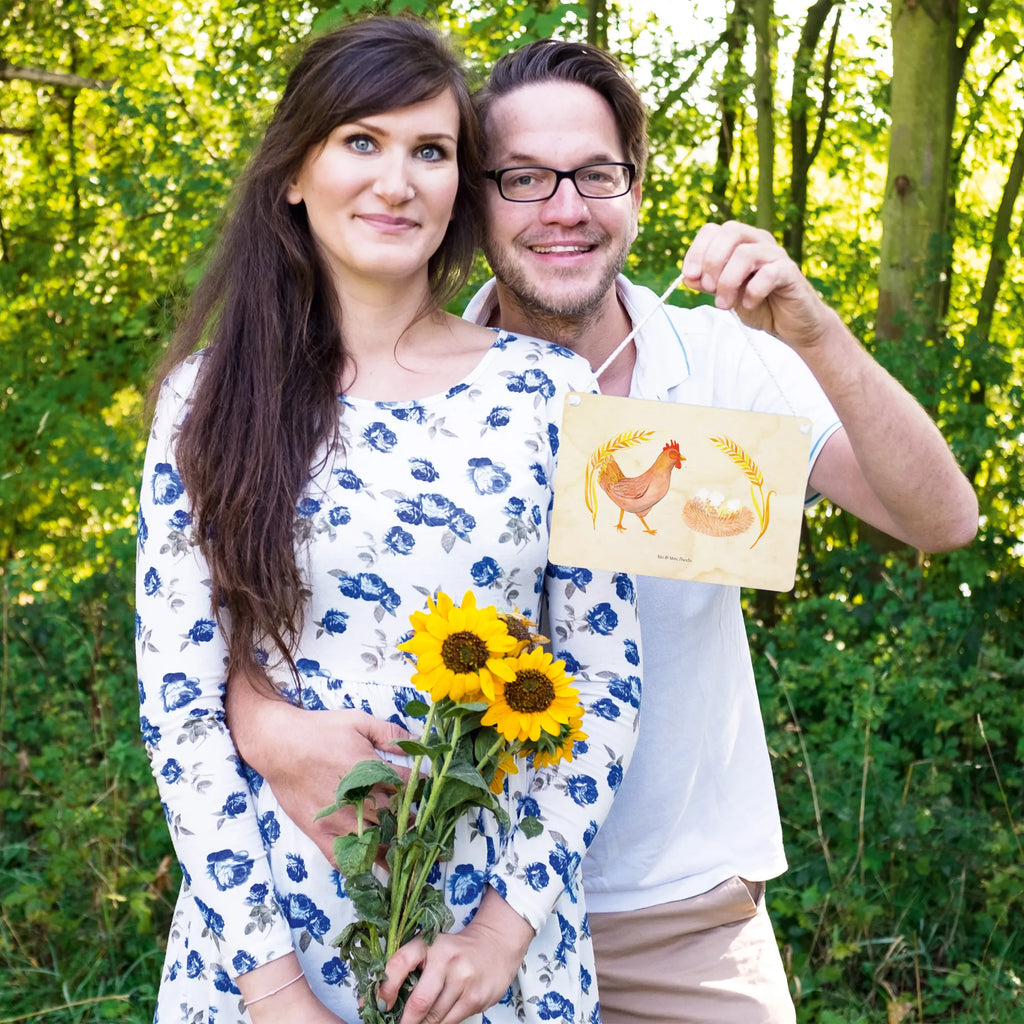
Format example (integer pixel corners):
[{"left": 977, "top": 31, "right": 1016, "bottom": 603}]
[{"left": 1, "top": 0, "right": 1021, "bottom": 1021}]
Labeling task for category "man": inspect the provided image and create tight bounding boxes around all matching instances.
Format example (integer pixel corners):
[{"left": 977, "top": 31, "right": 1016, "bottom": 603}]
[{"left": 227, "top": 39, "right": 977, "bottom": 1024}]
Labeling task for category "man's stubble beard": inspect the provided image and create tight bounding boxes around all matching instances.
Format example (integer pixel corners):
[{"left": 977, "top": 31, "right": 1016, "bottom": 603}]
[{"left": 482, "top": 233, "right": 632, "bottom": 345}]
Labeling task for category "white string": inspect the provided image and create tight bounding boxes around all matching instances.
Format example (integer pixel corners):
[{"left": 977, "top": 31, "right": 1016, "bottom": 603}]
[
  {"left": 587, "top": 268, "right": 687, "bottom": 387},
  {"left": 724, "top": 309, "right": 802, "bottom": 420},
  {"left": 578, "top": 270, "right": 805, "bottom": 432}
]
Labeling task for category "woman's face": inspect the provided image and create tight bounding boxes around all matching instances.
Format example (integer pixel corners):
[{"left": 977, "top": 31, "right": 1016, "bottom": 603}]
[{"left": 287, "top": 89, "right": 461, "bottom": 292}]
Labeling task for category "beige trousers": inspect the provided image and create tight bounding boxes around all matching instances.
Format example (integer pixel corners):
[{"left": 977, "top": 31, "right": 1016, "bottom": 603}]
[{"left": 589, "top": 876, "right": 796, "bottom": 1023}]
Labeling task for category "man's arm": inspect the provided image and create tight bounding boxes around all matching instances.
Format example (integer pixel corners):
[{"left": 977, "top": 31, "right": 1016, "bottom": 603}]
[
  {"left": 681, "top": 220, "right": 978, "bottom": 551},
  {"left": 225, "top": 677, "right": 410, "bottom": 865}
]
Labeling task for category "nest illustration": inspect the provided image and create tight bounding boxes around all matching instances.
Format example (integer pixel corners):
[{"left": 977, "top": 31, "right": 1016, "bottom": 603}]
[{"left": 683, "top": 490, "right": 756, "bottom": 537}]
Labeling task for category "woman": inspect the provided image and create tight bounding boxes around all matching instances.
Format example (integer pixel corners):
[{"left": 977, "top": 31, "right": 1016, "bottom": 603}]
[{"left": 136, "top": 16, "right": 640, "bottom": 1024}]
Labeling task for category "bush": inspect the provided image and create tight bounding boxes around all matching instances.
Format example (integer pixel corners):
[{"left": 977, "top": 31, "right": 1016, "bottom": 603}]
[{"left": 751, "top": 544, "right": 1024, "bottom": 1022}]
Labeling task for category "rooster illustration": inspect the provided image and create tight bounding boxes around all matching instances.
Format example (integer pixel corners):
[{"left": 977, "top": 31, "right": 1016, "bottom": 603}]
[{"left": 585, "top": 435, "right": 685, "bottom": 534}]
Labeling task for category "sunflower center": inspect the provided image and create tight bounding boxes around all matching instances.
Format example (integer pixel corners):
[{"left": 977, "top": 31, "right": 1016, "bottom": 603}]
[
  {"left": 441, "top": 631, "right": 490, "bottom": 674},
  {"left": 507, "top": 669, "right": 556, "bottom": 713},
  {"left": 501, "top": 614, "right": 533, "bottom": 645}
]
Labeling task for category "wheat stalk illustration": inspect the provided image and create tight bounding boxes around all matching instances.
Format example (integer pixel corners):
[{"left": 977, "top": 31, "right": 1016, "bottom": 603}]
[
  {"left": 709, "top": 435, "right": 775, "bottom": 548},
  {"left": 585, "top": 429, "right": 656, "bottom": 528}
]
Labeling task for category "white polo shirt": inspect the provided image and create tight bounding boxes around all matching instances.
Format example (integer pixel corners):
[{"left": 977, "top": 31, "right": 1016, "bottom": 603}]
[{"left": 464, "top": 275, "right": 841, "bottom": 912}]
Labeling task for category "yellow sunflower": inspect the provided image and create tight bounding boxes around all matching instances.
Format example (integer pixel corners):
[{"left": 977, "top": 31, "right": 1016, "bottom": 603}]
[
  {"left": 488, "top": 748, "right": 520, "bottom": 795},
  {"left": 498, "top": 609, "right": 549, "bottom": 654},
  {"left": 530, "top": 712, "right": 588, "bottom": 769},
  {"left": 481, "top": 647, "right": 581, "bottom": 743},
  {"left": 398, "top": 590, "right": 518, "bottom": 702}
]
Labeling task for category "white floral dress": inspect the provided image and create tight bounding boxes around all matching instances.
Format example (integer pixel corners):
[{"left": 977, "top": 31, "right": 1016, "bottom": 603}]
[{"left": 136, "top": 331, "right": 642, "bottom": 1024}]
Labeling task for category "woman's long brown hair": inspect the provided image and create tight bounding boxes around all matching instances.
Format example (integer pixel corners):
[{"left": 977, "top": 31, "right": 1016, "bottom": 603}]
[{"left": 148, "top": 16, "right": 484, "bottom": 683}]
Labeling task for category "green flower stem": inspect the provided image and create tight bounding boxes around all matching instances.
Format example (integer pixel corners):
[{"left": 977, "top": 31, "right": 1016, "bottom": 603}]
[
  {"left": 394, "top": 700, "right": 439, "bottom": 839},
  {"left": 388, "top": 712, "right": 465, "bottom": 954},
  {"left": 476, "top": 734, "right": 508, "bottom": 772}
]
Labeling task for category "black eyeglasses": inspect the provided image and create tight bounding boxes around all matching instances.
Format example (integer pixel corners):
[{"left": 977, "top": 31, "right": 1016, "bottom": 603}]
[{"left": 485, "top": 162, "right": 636, "bottom": 202}]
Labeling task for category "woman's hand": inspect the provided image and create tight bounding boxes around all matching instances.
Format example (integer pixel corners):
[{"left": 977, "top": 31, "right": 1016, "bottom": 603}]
[
  {"left": 378, "top": 888, "right": 535, "bottom": 1024},
  {"left": 225, "top": 675, "right": 410, "bottom": 864},
  {"left": 235, "top": 954, "right": 348, "bottom": 1024}
]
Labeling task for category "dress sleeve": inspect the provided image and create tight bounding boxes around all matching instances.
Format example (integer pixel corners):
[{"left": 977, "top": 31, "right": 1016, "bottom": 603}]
[
  {"left": 135, "top": 360, "right": 295, "bottom": 974},
  {"left": 490, "top": 369, "right": 642, "bottom": 934}
]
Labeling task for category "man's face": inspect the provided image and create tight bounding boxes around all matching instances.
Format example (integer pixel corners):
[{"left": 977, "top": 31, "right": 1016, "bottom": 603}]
[{"left": 482, "top": 81, "right": 641, "bottom": 324}]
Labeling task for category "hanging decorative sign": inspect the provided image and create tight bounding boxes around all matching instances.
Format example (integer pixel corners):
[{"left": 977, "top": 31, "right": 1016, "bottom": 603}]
[{"left": 549, "top": 393, "right": 813, "bottom": 591}]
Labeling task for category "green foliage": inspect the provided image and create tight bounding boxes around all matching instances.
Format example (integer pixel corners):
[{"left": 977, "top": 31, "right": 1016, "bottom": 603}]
[
  {"left": 2, "top": 0, "right": 1023, "bottom": 1021},
  {"left": 749, "top": 549, "right": 1024, "bottom": 1022}
]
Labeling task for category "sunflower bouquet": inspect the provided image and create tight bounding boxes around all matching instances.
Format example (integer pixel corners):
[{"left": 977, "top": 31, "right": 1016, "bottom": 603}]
[{"left": 319, "top": 590, "right": 585, "bottom": 1024}]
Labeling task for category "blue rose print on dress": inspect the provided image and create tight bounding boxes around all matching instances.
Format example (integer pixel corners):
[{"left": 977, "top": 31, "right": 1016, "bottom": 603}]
[
  {"left": 468, "top": 457, "right": 511, "bottom": 495},
  {"left": 485, "top": 406, "right": 511, "bottom": 428},
  {"left": 336, "top": 572, "right": 400, "bottom": 613},
  {"left": 387, "top": 403, "right": 428, "bottom": 424},
  {"left": 530, "top": 462, "right": 547, "bottom": 485},
  {"left": 161, "top": 672, "right": 200, "bottom": 712},
  {"left": 186, "top": 619, "right": 216, "bottom": 644},
  {"left": 448, "top": 508, "right": 476, "bottom": 539},
  {"left": 281, "top": 892, "right": 331, "bottom": 940},
  {"left": 222, "top": 792, "right": 247, "bottom": 818},
  {"left": 322, "top": 958, "right": 350, "bottom": 986},
  {"left": 140, "top": 716, "right": 161, "bottom": 746},
  {"left": 287, "top": 854, "right": 308, "bottom": 883},
  {"left": 320, "top": 609, "right": 349, "bottom": 635},
  {"left": 609, "top": 675, "right": 642, "bottom": 709},
  {"left": 136, "top": 508, "right": 147, "bottom": 547},
  {"left": 187, "top": 950, "right": 205, "bottom": 979},
  {"left": 624, "top": 638, "right": 640, "bottom": 666},
  {"left": 257, "top": 811, "right": 280, "bottom": 847},
  {"left": 296, "top": 497, "right": 320, "bottom": 519},
  {"left": 384, "top": 526, "right": 415, "bottom": 555},
  {"left": 585, "top": 602, "right": 618, "bottom": 635},
  {"left": 548, "top": 422, "right": 560, "bottom": 457},
  {"left": 506, "top": 369, "right": 556, "bottom": 398},
  {"left": 582, "top": 820, "right": 599, "bottom": 849},
  {"left": 524, "top": 862, "right": 549, "bottom": 891},
  {"left": 590, "top": 698, "right": 620, "bottom": 721},
  {"left": 471, "top": 557, "right": 501, "bottom": 587},
  {"left": 246, "top": 883, "right": 269, "bottom": 906},
  {"left": 409, "top": 458, "right": 439, "bottom": 482},
  {"left": 565, "top": 775, "right": 599, "bottom": 807},
  {"left": 607, "top": 762, "right": 624, "bottom": 790},
  {"left": 421, "top": 494, "right": 455, "bottom": 526},
  {"left": 363, "top": 422, "right": 398, "bottom": 452},
  {"left": 553, "top": 914, "right": 577, "bottom": 966},
  {"left": 505, "top": 497, "right": 525, "bottom": 516},
  {"left": 195, "top": 897, "right": 225, "bottom": 937},
  {"left": 161, "top": 758, "right": 184, "bottom": 784},
  {"left": 212, "top": 967, "right": 239, "bottom": 994},
  {"left": 233, "top": 951, "right": 258, "bottom": 974},
  {"left": 536, "top": 992, "right": 575, "bottom": 1021},
  {"left": 143, "top": 567, "right": 162, "bottom": 596},
  {"left": 448, "top": 864, "right": 486, "bottom": 905},
  {"left": 207, "top": 849, "right": 254, "bottom": 891},
  {"left": 613, "top": 572, "right": 636, "bottom": 603},
  {"left": 168, "top": 509, "right": 191, "bottom": 530},
  {"left": 549, "top": 843, "right": 583, "bottom": 904},
  {"left": 151, "top": 463, "right": 184, "bottom": 504},
  {"left": 333, "top": 468, "right": 364, "bottom": 492},
  {"left": 328, "top": 505, "right": 351, "bottom": 527}
]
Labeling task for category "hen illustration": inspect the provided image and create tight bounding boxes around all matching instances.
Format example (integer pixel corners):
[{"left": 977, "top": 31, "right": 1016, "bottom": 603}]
[{"left": 586, "top": 437, "right": 685, "bottom": 534}]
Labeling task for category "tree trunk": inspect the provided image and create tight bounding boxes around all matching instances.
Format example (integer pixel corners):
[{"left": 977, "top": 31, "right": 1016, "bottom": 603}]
[
  {"left": 750, "top": 0, "right": 775, "bottom": 230},
  {"left": 785, "top": 0, "right": 839, "bottom": 262},
  {"left": 587, "top": 0, "right": 608, "bottom": 49},
  {"left": 876, "top": 0, "right": 959, "bottom": 343},
  {"left": 713, "top": 2, "right": 750, "bottom": 219}
]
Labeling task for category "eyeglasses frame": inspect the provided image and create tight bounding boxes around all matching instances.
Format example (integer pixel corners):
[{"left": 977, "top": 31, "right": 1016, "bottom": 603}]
[{"left": 484, "top": 162, "right": 637, "bottom": 203}]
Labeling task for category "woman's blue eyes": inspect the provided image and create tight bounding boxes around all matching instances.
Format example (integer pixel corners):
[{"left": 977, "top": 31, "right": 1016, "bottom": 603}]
[{"left": 343, "top": 135, "right": 448, "bottom": 161}]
